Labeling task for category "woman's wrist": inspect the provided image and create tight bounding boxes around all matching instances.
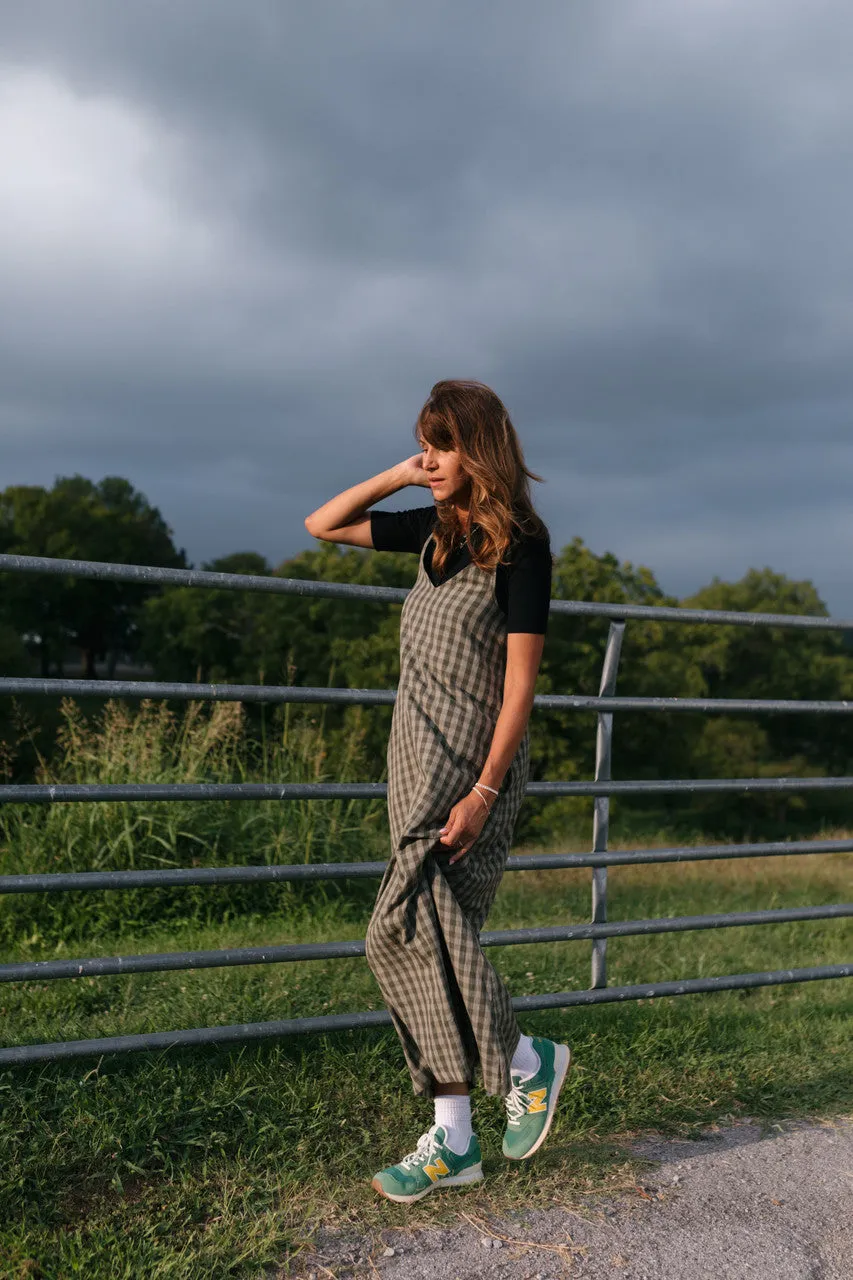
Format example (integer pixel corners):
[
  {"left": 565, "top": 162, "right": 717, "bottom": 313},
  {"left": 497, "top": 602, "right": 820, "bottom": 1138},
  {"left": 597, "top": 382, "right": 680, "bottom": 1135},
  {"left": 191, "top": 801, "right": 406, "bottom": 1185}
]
[
  {"left": 386, "top": 461, "right": 413, "bottom": 490},
  {"left": 474, "top": 780, "right": 501, "bottom": 801},
  {"left": 471, "top": 783, "right": 496, "bottom": 811},
  {"left": 475, "top": 781, "right": 500, "bottom": 795}
]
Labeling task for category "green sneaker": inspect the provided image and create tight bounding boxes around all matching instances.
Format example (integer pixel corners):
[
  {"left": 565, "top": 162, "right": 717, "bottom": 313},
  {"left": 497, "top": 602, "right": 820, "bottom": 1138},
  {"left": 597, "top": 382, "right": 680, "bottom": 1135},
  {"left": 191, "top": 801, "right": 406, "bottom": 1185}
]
[
  {"left": 502, "top": 1036, "right": 572, "bottom": 1160},
  {"left": 371, "top": 1123, "right": 484, "bottom": 1203}
]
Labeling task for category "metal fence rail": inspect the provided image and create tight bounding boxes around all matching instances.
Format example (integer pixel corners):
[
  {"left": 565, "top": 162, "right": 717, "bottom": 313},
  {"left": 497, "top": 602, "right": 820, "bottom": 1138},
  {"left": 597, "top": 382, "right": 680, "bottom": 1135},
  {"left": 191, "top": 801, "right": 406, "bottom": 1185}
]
[
  {"left": 3, "top": 905, "right": 851, "bottom": 985},
  {"left": 0, "top": 550, "right": 851, "bottom": 1067}
]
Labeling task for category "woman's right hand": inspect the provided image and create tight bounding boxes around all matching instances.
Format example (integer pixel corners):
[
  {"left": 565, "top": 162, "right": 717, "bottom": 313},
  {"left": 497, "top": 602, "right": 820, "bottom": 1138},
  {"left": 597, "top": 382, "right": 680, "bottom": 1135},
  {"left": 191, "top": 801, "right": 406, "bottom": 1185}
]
[{"left": 395, "top": 453, "right": 432, "bottom": 488}]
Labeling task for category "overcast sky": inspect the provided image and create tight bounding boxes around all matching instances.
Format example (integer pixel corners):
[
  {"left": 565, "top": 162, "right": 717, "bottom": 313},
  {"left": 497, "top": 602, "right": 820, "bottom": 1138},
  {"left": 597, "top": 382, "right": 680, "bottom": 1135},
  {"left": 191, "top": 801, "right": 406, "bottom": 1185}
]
[{"left": 2, "top": 1, "right": 852, "bottom": 613}]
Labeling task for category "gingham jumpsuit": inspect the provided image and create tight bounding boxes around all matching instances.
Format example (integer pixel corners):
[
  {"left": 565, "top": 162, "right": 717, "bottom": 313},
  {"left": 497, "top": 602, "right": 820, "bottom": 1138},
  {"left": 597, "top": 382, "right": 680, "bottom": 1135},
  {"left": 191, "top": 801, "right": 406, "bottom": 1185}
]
[{"left": 364, "top": 528, "right": 530, "bottom": 1099}]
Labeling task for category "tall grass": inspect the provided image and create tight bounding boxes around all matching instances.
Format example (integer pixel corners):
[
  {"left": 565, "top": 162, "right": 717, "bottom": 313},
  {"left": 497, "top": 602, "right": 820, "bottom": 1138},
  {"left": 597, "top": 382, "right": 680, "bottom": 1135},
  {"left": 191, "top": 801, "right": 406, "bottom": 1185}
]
[{"left": 0, "top": 697, "right": 387, "bottom": 948}]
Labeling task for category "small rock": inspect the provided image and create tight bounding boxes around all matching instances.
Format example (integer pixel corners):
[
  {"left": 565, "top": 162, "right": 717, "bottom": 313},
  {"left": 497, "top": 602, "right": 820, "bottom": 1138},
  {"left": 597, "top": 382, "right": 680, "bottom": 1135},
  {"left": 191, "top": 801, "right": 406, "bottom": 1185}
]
[
  {"left": 382, "top": 1247, "right": 395, "bottom": 1257},
  {"left": 480, "top": 1236, "right": 494, "bottom": 1249},
  {"left": 493, "top": 1239, "right": 503, "bottom": 1249},
  {"left": 672, "top": 1174, "right": 681, "bottom": 1184}
]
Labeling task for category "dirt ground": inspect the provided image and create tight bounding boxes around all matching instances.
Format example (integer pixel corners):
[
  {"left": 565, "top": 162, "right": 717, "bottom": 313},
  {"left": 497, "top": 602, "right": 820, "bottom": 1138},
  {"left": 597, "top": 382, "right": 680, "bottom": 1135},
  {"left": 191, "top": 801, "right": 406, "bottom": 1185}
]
[{"left": 285, "top": 1113, "right": 853, "bottom": 1280}]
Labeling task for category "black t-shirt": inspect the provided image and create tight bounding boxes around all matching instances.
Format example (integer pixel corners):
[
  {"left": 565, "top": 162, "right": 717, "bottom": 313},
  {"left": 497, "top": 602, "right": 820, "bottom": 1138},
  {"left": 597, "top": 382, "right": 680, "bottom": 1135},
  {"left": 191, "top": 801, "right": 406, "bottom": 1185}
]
[{"left": 370, "top": 505, "right": 552, "bottom": 635}]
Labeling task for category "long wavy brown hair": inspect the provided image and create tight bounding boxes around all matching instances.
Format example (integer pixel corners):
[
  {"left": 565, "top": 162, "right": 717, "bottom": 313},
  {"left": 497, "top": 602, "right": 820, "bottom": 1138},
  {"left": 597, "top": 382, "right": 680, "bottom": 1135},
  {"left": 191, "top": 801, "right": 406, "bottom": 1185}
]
[{"left": 414, "top": 379, "right": 551, "bottom": 576}]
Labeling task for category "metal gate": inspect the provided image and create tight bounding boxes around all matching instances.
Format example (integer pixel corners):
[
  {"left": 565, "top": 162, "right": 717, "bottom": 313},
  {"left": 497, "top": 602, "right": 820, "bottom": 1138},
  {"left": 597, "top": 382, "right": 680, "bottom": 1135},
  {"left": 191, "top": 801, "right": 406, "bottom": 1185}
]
[{"left": 0, "top": 551, "right": 850, "bottom": 1066}]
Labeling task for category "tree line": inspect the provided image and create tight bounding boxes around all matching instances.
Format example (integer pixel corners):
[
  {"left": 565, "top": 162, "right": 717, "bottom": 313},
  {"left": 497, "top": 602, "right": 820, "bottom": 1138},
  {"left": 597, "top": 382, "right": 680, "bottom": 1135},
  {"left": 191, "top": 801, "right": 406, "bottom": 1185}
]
[{"left": 3, "top": 474, "right": 853, "bottom": 840}]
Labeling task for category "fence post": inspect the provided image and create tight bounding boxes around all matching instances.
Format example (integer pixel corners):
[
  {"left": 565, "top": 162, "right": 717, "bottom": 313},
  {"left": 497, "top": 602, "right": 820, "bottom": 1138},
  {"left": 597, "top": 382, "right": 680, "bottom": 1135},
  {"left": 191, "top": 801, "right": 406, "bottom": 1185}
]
[{"left": 591, "top": 620, "right": 627, "bottom": 989}]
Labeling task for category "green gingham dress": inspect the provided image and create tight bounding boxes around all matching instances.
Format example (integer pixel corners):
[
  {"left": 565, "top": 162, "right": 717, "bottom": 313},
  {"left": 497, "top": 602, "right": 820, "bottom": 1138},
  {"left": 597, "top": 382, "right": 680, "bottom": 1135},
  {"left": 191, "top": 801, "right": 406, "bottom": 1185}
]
[{"left": 364, "top": 529, "right": 530, "bottom": 1098}]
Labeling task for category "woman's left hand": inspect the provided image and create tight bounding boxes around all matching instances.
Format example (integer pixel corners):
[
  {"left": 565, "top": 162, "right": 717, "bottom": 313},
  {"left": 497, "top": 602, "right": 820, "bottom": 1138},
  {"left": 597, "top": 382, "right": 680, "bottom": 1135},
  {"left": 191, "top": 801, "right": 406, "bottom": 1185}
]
[{"left": 439, "top": 790, "right": 492, "bottom": 864}]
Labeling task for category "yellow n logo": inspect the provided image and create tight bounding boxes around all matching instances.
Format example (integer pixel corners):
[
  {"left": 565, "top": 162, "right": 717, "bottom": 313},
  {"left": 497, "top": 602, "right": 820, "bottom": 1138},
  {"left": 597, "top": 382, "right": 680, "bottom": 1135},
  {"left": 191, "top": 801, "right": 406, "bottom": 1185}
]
[
  {"left": 424, "top": 1158, "right": 449, "bottom": 1182},
  {"left": 527, "top": 1088, "right": 547, "bottom": 1113}
]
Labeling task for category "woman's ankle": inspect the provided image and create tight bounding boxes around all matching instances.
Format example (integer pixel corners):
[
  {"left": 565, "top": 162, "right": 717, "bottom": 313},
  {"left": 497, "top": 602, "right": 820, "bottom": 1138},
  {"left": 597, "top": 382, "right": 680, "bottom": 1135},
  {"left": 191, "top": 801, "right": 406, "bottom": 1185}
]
[{"left": 434, "top": 1092, "right": 473, "bottom": 1153}]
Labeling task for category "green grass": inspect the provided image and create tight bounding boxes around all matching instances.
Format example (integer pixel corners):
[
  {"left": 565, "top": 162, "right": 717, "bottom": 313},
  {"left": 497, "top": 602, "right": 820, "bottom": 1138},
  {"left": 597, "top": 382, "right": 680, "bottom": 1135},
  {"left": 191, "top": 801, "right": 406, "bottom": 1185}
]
[
  {"left": 1, "top": 701, "right": 850, "bottom": 1275},
  {"left": 0, "top": 836, "right": 850, "bottom": 1279}
]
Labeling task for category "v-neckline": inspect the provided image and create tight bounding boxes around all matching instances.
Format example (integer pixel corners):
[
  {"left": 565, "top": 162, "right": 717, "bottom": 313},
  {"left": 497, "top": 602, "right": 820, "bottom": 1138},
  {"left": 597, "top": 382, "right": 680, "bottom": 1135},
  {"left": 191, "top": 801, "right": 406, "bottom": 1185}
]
[{"left": 420, "top": 534, "right": 477, "bottom": 591}]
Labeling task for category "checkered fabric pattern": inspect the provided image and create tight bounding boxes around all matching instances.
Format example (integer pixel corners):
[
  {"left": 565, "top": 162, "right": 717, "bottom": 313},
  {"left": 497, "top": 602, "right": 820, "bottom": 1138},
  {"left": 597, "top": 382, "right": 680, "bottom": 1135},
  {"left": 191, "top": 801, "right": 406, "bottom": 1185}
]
[{"left": 365, "top": 534, "right": 530, "bottom": 1098}]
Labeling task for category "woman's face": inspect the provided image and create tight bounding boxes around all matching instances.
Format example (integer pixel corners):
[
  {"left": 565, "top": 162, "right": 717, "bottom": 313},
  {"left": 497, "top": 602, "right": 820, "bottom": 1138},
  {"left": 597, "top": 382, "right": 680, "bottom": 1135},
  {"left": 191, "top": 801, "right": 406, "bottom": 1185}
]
[{"left": 418, "top": 432, "right": 471, "bottom": 505}]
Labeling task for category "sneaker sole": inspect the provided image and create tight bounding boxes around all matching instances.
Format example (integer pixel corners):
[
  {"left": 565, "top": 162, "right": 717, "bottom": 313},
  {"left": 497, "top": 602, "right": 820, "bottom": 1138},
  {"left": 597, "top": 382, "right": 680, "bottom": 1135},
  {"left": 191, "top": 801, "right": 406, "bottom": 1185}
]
[
  {"left": 371, "top": 1164, "right": 484, "bottom": 1204},
  {"left": 504, "top": 1042, "right": 572, "bottom": 1161}
]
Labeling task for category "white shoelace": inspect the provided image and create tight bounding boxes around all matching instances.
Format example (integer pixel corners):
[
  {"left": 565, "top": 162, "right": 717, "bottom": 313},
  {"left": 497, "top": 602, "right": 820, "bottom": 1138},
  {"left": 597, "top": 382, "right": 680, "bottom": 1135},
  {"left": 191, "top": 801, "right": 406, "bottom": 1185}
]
[
  {"left": 398, "top": 1126, "right": 442, "bottom": 1169},
  {"left": 504, "top": 1076, "right": 534, "bottom": 1127}
]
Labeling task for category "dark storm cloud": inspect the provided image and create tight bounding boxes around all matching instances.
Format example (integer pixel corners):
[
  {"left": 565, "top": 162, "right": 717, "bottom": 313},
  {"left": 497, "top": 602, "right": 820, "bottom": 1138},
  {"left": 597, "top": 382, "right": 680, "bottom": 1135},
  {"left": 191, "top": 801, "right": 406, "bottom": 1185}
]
[{"left": 1, "top": 1, "right": 852, "bottom": 611}]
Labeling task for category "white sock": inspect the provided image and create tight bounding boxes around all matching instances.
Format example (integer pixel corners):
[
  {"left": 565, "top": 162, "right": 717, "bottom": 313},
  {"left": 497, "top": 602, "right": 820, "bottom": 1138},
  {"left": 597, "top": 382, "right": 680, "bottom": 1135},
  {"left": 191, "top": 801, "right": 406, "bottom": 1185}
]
[
  {"left": 511, "top": 1033, "right": 541, "bottom": 1080},
  {"left": 434, "top": 1093, "right": 473, "bottom": 1154}
]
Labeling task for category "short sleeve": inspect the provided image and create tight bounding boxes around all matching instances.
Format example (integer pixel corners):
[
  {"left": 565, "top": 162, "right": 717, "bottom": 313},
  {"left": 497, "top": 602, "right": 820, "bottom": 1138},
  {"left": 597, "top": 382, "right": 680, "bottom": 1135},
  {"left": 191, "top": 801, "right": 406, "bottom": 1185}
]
[
  {"left": 505, "top": 536, "right": 553, "bottom": 634},
  {"left": 369, "top": 505, "right": 437, "bottom": 554}
]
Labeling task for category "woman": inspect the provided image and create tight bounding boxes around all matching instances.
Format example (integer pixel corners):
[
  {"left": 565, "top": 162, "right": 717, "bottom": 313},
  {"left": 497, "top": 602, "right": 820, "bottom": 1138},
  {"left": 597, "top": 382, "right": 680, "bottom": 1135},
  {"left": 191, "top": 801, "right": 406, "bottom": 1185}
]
[{"left": 304, "top": 379, "right": 571, "bottom": 1204}]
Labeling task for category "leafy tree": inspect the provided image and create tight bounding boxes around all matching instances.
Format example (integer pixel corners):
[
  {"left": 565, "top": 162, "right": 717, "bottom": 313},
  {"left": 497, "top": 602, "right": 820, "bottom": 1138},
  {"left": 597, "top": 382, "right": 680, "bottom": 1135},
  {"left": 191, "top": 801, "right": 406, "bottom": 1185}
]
[
  {"left": 681, "top": 569, "right": 852, "bottom": 762},
  {"left": 674, "top": 569, "right": 853, "bottom": 835},
  {"left": 0, "top": 623, "right": 28, "bottom": 776},
  {"left": 527, "top": 537, "right": 707, "bottom": 842},
  {"left": 140, "top": 552, "right": 276, "bottom": 684},
  {"left": 0, "top": 476, "right": 186, "bottom": 677}
]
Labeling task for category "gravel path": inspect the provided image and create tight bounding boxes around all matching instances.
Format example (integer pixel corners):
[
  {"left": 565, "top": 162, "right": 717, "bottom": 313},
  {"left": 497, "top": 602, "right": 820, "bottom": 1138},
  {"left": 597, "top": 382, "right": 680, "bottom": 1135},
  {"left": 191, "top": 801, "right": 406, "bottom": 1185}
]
[{"left": 286, "top": 1114, "right": 853, "bottom": 1279}]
